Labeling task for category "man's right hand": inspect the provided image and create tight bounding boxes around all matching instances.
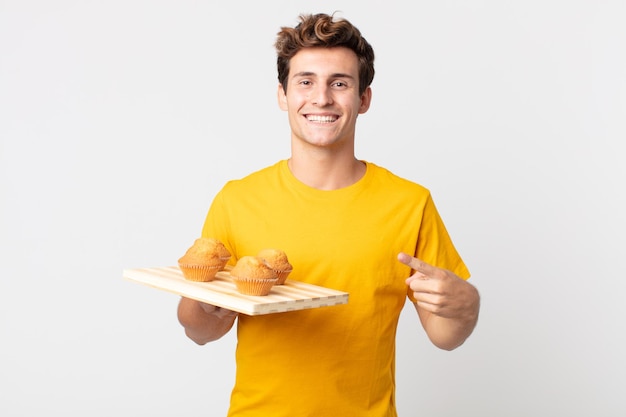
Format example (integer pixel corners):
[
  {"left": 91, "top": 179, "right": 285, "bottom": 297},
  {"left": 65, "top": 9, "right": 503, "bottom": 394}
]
[
  {"left": 199, "top": 302, "right": 239, "bottom": 319},
  {"left": 177, "top": 297, "right": 238, "bottom": 345}
]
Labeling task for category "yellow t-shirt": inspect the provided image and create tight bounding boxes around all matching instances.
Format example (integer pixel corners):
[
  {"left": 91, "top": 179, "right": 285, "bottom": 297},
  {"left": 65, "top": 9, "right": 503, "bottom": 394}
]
[{"left": 202, "top": 160, "right": 469, "bottom": 417}]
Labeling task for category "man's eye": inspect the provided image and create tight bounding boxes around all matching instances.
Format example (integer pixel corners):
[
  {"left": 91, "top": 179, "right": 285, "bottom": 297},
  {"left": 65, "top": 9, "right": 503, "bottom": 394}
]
[
  {"left": 333, "top": 82, "right": 346, "bottom": 88},
  {"left": 300, "top": 80, "right": 311, "bottom": 86}
]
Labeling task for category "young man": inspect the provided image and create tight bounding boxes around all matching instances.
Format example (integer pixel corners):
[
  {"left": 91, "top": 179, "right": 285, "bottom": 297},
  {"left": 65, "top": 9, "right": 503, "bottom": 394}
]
[{"left": 177, "top": 13, "right": 480, "bottom": 417}]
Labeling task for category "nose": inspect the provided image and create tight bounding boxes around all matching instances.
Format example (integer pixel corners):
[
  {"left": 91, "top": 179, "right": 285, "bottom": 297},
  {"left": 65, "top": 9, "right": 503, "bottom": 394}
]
[{"left": 310, "top": 85, "right": 333, "bottom": 106}]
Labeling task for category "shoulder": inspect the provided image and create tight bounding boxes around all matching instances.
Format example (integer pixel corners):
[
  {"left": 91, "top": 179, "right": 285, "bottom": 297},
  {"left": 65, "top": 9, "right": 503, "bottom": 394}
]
[
  {"left": 220, "top": 161, "right": 284, "bottom": 192},
  {"left": 364, "top": 161, "right": 431, "bottom": 195}
]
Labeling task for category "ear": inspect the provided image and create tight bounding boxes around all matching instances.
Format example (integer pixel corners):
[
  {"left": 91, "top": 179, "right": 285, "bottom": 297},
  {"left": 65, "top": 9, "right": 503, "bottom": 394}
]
[
  {"left": 358, "top": 86, "right": 372, "bottom": 114},
  {"left": 277, "top": 84, "right": 288, "bottom": 111}
]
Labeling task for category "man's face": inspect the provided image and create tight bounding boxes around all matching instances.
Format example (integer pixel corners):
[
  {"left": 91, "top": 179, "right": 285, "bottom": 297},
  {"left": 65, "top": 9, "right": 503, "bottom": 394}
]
[{"left": 277, "top": 47, "right": 371, "bottom": 149}]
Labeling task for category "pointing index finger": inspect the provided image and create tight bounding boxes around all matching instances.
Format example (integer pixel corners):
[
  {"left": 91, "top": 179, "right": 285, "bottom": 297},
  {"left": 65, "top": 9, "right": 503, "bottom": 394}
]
[{"left": 397, "top": 252, "right": 435, "bottom": 276}]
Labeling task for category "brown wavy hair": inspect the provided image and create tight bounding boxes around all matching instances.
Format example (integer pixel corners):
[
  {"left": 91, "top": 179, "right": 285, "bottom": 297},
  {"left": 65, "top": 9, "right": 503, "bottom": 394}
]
[{"left": 275, "top": 13, "right": 375, "bottom": 95}]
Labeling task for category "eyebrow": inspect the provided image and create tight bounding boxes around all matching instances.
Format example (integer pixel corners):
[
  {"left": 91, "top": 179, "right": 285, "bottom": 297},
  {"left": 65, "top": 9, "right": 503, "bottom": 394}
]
[{"left": 291, "top": 71, "right": 356, "bottom": 80}]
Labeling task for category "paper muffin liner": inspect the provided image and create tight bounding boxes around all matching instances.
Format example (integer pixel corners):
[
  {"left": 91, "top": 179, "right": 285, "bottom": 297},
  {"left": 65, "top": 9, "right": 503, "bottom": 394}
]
[
  {"left": 232, "top": 276, "right": 278, "bottom": 296},
  {"left": 273, "top": 268, "right": 293, "bottom": 285},
  {"left": 178, "top": 263, "right": 222, "bottom": 282}
]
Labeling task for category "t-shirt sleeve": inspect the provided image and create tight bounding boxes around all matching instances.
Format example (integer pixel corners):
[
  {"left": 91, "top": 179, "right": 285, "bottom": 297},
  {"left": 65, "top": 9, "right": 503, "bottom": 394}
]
[
  {"left": 200, "top": 187, "right": 236, "bottom": 265},
  {"left": 406, "top": 194, "right": 470, "bottom": 302},
  {"left": 415, "top": 194, "right": 470, "bottom": 280}
]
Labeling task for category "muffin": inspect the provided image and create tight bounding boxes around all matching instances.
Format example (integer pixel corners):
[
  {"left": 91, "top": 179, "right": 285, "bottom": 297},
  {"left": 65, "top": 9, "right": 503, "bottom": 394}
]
[
  {"left": 204, "top": 237, "right": 232, "bottom": 270},
  {"left": 178, "top": 238, "right": 230, "bottom": 282},
  {"left": 257, "top": 248, "right": 293, "bottom": 285},
  {"left": 230, "top": 256, "right": 278, "bottom": 296}
]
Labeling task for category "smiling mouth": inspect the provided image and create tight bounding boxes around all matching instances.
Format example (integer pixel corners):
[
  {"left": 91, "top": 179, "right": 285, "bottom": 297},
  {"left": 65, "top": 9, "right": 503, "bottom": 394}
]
[{"left": 305, "top": 114, "right": 338, "bottom": 123}]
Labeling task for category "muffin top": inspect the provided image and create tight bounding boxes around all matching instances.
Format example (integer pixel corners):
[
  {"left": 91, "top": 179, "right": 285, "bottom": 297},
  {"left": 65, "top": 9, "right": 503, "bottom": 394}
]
[
  {"left": 204, "top": 237, "right": 231, "bottom": 259},
  {"left": 257, "top": 248, "right": 292, "bottom": 271},
  {"left": 230, "top": 256, "right": 277, "bottom": 279},
  {"left": 178, "top": 237, "right": 229, "bottom": 265}
]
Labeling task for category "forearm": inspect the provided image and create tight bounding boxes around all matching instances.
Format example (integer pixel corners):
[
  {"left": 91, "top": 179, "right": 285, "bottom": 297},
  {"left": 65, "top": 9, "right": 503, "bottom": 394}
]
[
  {"left": 415, "top": 281, "right": 480, "bottom": 350},
  {"left": 417, "top": 304, "right": 479, "bottom": 350},
  {"left": 177, "top": 297, "right": 237, "bottom": 345}
]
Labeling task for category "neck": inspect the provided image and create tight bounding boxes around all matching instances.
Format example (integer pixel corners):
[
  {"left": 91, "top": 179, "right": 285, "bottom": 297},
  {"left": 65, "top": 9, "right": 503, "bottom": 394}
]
[{"left": 288, "top": 149, "right": 366, "bottom": 190}]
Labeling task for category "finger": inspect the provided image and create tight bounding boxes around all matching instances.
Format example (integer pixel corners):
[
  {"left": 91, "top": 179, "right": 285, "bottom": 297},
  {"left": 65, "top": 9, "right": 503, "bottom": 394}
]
[
  {"left": 414, "top": 299, "right": 442, "bottom": 315},
  {"left": 200, "top": 302, "right": 238, "bottom": 318},
  {"left": 412, "top": 289, "right": 444, "bottom": 304},
  {"left": 406, "top": 273, "right": 439, "bottom": 294},
  {"left": 199, "top": 302, "right": 218, "bottom": 314},
  {"left": 214, "top": 307, "right": 239, "bottom": 319},
  {"left": 397, "top": 252, "right": 437, "bottom": 276}
]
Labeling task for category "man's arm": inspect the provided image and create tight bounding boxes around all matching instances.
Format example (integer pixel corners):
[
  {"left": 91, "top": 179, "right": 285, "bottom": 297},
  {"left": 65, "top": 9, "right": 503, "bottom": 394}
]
[
  {"left": 177, "top": 297, "right": 238, "bottom": 345},
  {"left": 398, "top": 252, "right": 480, "bottom": 350}
]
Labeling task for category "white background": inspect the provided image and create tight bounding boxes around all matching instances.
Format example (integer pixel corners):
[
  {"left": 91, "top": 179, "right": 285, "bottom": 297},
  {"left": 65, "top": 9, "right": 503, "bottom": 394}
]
[{"left": 1, "top": 1, "right": 625, "bottom": 416}]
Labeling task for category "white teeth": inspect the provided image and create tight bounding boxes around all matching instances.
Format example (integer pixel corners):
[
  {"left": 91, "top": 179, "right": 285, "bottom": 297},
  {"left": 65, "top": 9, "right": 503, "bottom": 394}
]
[{"left": 306, "top": 115, "right": 337, "bottom": 123}]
